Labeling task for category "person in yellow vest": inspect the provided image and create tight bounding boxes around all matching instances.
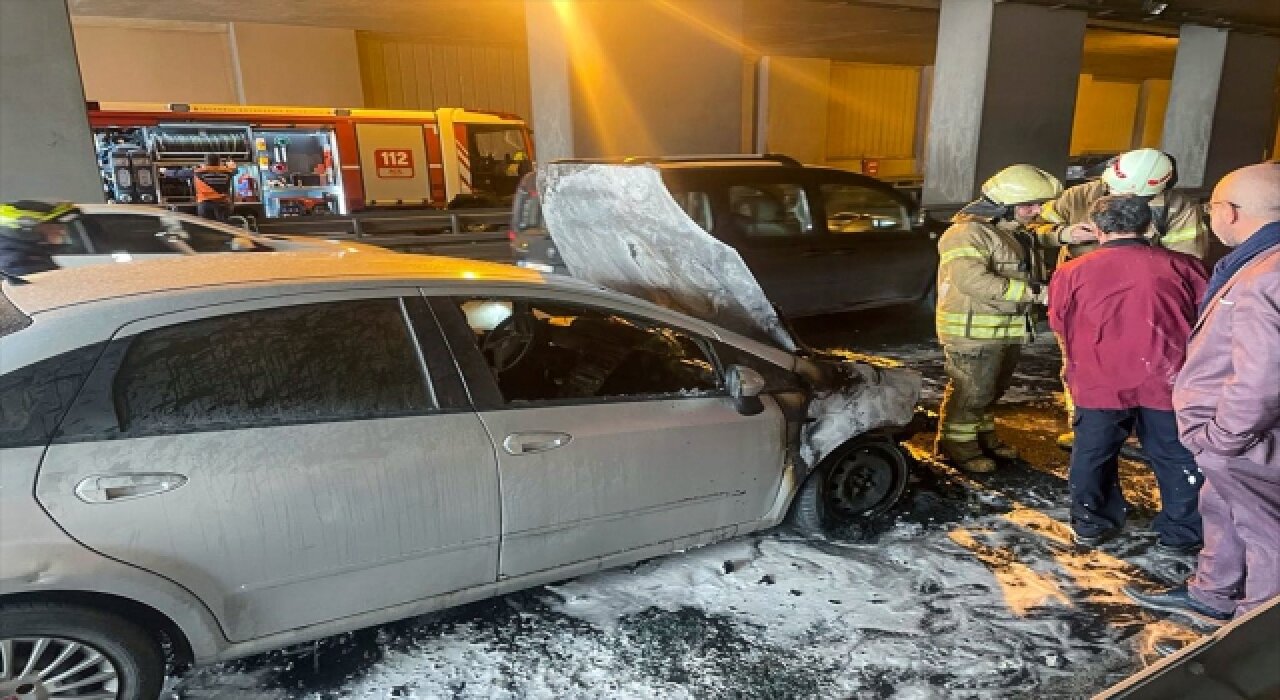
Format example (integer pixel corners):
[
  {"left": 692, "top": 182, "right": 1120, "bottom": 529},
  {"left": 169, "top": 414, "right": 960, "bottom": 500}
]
[
  {"left": 935, "top": 165, "right": 1061, "bottom": 473},
  {"left": 193, "top": 154, "right": 236, "bottom": 222},
  {"left": 1031, "top": 148, "right": 1208, "bottom": 450}
]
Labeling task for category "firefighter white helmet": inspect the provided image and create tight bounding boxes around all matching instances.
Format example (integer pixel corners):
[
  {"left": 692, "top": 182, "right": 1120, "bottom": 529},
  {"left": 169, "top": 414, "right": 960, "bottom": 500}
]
[
  {"left": 1101, "top": 148, "right": 1174, "bottom": 197},
  {"left": 981, "top": 165, "right": 1063, "bottom": 206}
]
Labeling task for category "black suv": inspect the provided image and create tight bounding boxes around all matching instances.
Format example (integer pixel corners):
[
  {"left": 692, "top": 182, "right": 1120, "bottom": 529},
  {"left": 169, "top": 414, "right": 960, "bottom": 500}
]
[{"left": 510, "top": 155, "right": 940, "bottom": 318}]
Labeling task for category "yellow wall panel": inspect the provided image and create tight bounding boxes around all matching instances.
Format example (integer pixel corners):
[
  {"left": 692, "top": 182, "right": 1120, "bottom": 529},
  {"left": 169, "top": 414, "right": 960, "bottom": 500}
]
[
  {"left": 827, "top": 63, "right": 919, "bottom": 160},
  {"left": 1070, "top": 75, "right": 1142, "bottom": 155},
  {"left": 357, "top": 33, "right": 532, "bottom": 119}
]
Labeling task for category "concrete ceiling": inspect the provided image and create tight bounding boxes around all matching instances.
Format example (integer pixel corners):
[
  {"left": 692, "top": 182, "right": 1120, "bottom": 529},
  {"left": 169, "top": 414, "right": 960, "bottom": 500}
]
[{"left": 66, "top": 0, "right": 1264, "bottom": 79}]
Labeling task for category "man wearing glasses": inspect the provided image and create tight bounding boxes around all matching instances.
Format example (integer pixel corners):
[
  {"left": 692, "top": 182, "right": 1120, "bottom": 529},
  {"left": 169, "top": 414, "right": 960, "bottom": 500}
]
[{"left": 1126, "top": 162, "right": 1280, "bottom": 627}]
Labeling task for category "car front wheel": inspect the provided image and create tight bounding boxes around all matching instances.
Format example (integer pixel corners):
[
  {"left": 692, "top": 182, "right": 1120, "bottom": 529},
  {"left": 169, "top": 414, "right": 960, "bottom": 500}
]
[
  {"left": 788, "top": 436, "right": 910, "bottom": 536},
  {"left": 0, "top": 603, "right": 164, "bottom": 700}
]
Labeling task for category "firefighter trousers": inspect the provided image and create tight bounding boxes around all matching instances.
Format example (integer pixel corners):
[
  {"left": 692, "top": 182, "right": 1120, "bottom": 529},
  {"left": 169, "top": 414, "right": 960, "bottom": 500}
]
[{"left": 936, "top": 343, "right": 1021, "bottom": 449}]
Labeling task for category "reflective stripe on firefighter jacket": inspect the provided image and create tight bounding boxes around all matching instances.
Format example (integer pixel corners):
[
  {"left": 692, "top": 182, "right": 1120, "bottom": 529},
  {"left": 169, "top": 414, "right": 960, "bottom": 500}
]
[
  {"left": 194, "top": 165, "right": 235, "bottom": 203},
  {"left": 935, "top": 216, "right": 1042, "bottom": 346},
  {"left": 1032, "top": 179, "right": 1207, "bottom": 262}
]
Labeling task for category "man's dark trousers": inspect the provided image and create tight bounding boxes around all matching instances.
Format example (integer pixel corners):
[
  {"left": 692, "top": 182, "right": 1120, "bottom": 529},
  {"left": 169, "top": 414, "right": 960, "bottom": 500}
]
[{"left": 1070, "top": 407, "right": 1203, "bottom": 547}]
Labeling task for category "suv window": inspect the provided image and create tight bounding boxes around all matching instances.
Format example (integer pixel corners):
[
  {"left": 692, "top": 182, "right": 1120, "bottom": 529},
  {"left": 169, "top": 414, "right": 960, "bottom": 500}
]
[
  {"left": 82, "top": 214, "right": 175, "bottom": 254},
  {"left": 451, "top": 297, "right": 720, "bottom": 405},
  {"left": 727, "top": 184, "right": 813, "bottom": 238},
  {"left": 113, "top": 299, "right": 431, "bottom": 435},
  {"left": 673, "top": 191, "right": 714, "bottom": 232},
  {"left": 820, "top": 184, "right": 910, "bottom": 233}
]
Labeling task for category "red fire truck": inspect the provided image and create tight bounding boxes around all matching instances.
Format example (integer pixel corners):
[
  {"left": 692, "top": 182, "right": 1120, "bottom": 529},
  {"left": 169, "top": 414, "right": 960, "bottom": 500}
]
[{"left": 87, "top": 102, "right": 534, "bottom": 219}]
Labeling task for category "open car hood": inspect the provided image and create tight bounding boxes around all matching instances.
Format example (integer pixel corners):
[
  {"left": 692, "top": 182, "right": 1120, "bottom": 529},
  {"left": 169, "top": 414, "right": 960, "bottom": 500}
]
[
  {"left": 538, "top": 163, "right": 921, "bottom": 466},
  {"left": 538, "top": 163, "right": 797, "bottom": 352}
]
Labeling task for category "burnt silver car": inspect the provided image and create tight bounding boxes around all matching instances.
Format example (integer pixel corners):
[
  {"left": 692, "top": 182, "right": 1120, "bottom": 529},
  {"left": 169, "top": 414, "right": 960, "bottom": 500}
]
[{"left": 0, "top": 251, "right": 917, "bottom": 699}]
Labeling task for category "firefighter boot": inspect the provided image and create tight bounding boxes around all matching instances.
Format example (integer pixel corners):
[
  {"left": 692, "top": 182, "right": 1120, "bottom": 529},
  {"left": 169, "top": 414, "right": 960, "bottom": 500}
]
[
  {"left": 937, "top": 440, "right": 997, "bottom": 474},
  {"left": 978, "top": 432, "right": 1018, "bottom": 460}
]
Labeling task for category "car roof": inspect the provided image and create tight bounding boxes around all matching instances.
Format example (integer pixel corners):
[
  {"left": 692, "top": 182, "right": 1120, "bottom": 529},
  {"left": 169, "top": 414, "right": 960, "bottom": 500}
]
[
  {"left": 2, "top": 251, "right": 545, "bottom": 315},
  {"left": 1, "top": 251, "right": 799, "bottom": 371}
]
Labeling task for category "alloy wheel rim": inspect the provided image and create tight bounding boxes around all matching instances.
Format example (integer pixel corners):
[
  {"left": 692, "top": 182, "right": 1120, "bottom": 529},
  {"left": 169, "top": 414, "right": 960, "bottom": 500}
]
[{"left": 0, "top": 637, "right": 119, "bottom": 699}]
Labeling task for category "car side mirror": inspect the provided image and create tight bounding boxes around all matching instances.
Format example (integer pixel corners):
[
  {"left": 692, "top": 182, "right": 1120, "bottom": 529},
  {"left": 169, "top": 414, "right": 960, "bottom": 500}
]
[{"left": 726, "top": 365, "right": 766, "bottom": 416}]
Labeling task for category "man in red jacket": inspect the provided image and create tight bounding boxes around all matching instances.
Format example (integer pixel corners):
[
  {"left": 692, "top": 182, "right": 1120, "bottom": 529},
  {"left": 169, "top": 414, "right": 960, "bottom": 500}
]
[{"left": 1048, "top": 194, "right": 1208, "bottom": 550}]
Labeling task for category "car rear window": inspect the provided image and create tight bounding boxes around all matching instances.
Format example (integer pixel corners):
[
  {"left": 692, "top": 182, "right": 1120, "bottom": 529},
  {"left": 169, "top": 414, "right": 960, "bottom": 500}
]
[{"left": 112, "top": 298, "right": 432, "bottom": 436}]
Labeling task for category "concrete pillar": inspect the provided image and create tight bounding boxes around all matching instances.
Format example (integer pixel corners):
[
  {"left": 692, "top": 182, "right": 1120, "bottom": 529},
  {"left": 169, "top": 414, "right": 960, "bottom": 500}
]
[
  {"left": 525, "top": 0, "right": 745, "bottom": 159},
  {"left": 0, "top": 0, "right": 102, "bottom": 202},
  {"left": 922, "top": 0, "right": 1086, "bottom": 206},
  {"left": 1162, "top": 27, "right": 1280, "bottom": 189}
]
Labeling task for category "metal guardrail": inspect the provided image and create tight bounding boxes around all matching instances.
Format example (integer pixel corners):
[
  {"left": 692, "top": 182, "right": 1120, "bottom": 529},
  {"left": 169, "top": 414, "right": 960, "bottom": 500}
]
[{"left": 252, "top": 209, "right": 515, "bottom": 263}]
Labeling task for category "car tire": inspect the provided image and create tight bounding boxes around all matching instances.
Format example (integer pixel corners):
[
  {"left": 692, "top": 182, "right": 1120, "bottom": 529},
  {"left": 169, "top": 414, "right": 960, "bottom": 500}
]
[
  {"left": 788, "top": 436, "right": 910, "bottom": 536},
  {"left": 0, "top": 602, "right": 164, "bottom": 700}
]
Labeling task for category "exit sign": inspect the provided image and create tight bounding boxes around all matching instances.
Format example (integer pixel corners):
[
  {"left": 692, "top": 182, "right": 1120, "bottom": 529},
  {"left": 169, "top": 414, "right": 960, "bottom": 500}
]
[{"left": 374, "top": 149, "right": 414, "bottom": 178}]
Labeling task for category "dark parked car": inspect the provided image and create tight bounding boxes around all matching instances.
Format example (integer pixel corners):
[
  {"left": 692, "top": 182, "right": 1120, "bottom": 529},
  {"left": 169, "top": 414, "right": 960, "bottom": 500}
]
[{"left": 510, "top": 155, "right": 941, "bottom": 317}]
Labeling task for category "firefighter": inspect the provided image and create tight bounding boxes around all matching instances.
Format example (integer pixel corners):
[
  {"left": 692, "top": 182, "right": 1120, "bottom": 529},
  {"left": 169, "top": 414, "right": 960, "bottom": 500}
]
[
  {"left": 1035, "top": 149, "right": 1206, "bottom": 262},
  {"left": 0, "top": 200, "right": 79, "bottom": 277},
  {"left": 935, "top": 165, "right": 1060, "bottom": 473},
  {"left": 194, "top": 154, "right": 236, "bottom": 222},
  {"left": 1032, "top": 148, "right": 1207, "bottom": 450}
]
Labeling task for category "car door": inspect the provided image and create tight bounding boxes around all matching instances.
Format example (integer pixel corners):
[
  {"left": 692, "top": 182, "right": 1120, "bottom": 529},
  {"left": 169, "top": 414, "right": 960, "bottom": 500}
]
[
  {"left": 35, "top": 292, "right": 501, "bottom": 642},
  {"left": 430, "top": 295, "right": 786, "bottom": 580},
  {"left": 815, "top": 181, "right": 938, "bottom": 306}
]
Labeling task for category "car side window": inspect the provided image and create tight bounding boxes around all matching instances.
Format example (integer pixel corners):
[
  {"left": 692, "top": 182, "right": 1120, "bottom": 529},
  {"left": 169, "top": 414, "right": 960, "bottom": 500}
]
[
  {"left": 672, "top": 190, "right": 714, "bottom": 232},
  {"left": 177, "top": 219, "right": 257, "bottom": 253},
  {"left": 727, "top": 184, "right": 813, "bottom": 238},
  {"left": 112, "top": 299, "right": 432, "bottom": 436},
  {"left": 820, "top": 184, "right": 910, "bottom": 233},
  {"left": 450, "top": 297, "right": 721, "bottom": 405},
  {"left": 48, "top": 219, "right": 91, "bottom": 255},
  {"left": 81, "top": 214, "right": 175, "bottom": 254}
]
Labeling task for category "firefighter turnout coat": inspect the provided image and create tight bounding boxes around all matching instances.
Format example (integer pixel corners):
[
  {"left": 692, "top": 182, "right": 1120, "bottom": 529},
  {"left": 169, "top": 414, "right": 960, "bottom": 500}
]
[
  {"left": 936, "top": 214, "right": 1042, "bottom": 347},
  {"left": 1033, "top": 180, "right": 1207, "bottom": 262}
]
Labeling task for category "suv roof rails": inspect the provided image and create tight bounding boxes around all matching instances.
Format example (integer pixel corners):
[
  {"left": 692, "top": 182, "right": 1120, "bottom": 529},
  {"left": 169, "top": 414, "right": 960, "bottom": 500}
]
[{"left": 550, "top": 154, "right": 803, "bottom": 167}]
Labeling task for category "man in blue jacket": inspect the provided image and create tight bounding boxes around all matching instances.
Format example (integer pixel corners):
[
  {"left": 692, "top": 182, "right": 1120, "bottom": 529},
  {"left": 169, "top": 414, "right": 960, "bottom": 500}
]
[{"left": 1048, "top": 194, "right": 1208, "bottom": 550}]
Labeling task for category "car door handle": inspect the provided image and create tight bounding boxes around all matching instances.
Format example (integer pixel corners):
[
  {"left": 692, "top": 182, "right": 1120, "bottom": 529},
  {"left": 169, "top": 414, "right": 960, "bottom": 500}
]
[
  {"left": 74, "top": 473, "right": 188, "bottom": 504},
  {"left": 502, "top": 432, "right": 573, "bottom": 456}
]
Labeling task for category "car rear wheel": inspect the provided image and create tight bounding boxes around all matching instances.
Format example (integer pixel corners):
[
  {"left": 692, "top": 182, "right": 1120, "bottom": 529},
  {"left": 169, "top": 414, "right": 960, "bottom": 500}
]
[
  {"left": 788, "top": 437, "right": 910, "bottom": 536},
  {"left": 0, "top": 603, "right": 164, "bottom": 700}
]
